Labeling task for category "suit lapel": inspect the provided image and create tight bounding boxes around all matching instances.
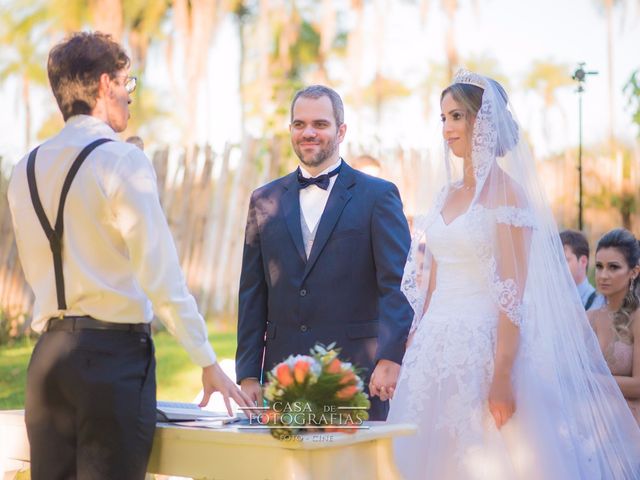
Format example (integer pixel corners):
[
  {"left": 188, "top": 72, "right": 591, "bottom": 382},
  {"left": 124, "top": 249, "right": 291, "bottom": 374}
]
[
  {"left": 281, "top": 172, "right": 307, "bottom": 264},
  {"left": 303, "top": 163, "right": 356, "bottom": 280}
]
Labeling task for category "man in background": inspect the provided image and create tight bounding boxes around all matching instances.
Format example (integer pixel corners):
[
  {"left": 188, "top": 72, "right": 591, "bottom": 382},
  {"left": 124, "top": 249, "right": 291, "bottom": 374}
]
[{"left": 560, "top": 229, "right": 605, "bottom": 311}]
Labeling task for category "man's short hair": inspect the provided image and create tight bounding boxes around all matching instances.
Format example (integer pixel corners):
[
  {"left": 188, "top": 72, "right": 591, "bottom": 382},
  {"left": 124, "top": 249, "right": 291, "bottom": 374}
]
[
  {"left": 47, "top": 31, "right": 130, "bottom": 121},
  {"left": 560, "top": 229, "right": 590, "bottom": 260},
  {"left": 290, "top": 85, "right": 344, "bottom": 126}
]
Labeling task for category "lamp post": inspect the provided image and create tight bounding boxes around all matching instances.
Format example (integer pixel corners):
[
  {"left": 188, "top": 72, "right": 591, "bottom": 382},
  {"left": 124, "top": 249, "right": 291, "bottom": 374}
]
[{"left": 572, "top": 63, "right": 598, "bottom": 231}]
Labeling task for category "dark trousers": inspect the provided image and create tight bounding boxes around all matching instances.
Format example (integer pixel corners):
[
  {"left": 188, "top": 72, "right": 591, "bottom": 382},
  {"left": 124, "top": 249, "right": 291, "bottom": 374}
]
[
  {"left": 368, "top": 394, "right": 389, "bottom": 421},
  {"left": 25, "top": 328, "right": 156, "bottom": 480}
]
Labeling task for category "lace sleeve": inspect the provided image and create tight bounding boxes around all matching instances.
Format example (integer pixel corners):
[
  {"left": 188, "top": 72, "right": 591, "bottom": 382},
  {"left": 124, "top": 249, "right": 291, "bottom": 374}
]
[
  {"left": 493, "top": 205, "right": 537, "bottom": 228},
  {"left": 467, "top": 204, "right": 532, "bottom": 327},
  {"left": 490, "top": 270, "right": 526, "bottom": 327}
]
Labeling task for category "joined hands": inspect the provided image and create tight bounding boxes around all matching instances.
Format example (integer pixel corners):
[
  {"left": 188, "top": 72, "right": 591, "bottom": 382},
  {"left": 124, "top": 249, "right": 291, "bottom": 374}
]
[{"left": 369, "top": 359, "right": 401, "bottom": 402}]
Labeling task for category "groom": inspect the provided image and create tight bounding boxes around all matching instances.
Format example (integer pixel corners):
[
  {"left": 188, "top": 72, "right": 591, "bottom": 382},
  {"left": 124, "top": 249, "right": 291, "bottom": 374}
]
[{"left": 235, "top": 85, "right": 413, "bottom": 420}]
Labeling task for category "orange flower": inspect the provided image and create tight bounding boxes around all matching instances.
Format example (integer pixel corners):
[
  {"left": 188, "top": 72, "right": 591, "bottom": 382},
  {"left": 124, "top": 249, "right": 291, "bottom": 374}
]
[
  {"left": 339, "top": 370, "right": 356, "bottom": 385},
  {"left": 276, "top": 363, "right": 294, "bottom": 387},
  {"left": 326, "top": 358, "right": 342, "bottom": 374},
  {"left": 293, "top": 360, "right": 310, "bottom": 384},
  {"left": 336, "top": 384, "right": 358, "bottom": 400}
]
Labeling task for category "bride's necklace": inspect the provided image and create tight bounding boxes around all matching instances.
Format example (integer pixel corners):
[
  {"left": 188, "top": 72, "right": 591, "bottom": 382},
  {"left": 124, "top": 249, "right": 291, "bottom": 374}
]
[{"left": 453, "top": 182, "right": 475, "bottom": 192}]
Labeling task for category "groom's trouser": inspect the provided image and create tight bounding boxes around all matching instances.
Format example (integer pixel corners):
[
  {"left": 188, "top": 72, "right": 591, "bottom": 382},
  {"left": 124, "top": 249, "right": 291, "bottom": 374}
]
[
  {"left": 368, "top": 392, "right": 389, "bottom": 421},
  {"left": 25, "top": 317, "right": 156, "bottom": 480}
]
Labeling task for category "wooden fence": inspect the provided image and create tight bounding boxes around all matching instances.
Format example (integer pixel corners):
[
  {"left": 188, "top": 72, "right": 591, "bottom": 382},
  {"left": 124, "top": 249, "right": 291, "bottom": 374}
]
[{"left": 0, "top": 141, "right": 637, "bottom": 339}]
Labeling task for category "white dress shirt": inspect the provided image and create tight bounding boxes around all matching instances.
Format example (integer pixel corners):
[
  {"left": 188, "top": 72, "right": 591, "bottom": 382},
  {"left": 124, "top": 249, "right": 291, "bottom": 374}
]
[
  {"left": 8, "top": 115, "right": 216, "bottom": 367},
  {"left": 298, "top": 158, "right": 341, "bottom": 232},
  {"left": 577, "top": 277, "right": 605, "bottom": 311}
]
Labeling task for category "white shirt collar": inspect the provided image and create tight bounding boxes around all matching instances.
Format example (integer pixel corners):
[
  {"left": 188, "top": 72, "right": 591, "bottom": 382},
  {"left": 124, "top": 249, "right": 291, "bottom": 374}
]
[
  {"left": 299, "top": 158, "right": 342, "bottom": 179},
  {"left": 63, "top": 114, "right": 120, "bottom": 141},
  {"left": 577, "top": 277, "right": 594, "bottom": 297}
]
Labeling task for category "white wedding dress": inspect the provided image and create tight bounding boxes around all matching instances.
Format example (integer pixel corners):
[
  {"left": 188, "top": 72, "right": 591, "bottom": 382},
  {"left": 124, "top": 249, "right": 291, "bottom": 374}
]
[
  {"left": 388, "top": 208, "right": 640, "bottom": 480},
  {"left": 389, "top": 69, "right": 640, "bottom": 479}
]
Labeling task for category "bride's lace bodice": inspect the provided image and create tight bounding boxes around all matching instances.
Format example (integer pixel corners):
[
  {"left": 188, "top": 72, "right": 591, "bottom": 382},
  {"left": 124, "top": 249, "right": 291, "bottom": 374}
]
[{"left": 426, "top": 211, "right": 496, "bottom": 320}]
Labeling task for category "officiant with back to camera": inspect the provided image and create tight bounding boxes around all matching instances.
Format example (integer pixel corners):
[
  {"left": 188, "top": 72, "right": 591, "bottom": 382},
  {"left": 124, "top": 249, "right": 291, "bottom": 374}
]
[{"left": 7, "top": 31, "right": 253, "bottom": 480}]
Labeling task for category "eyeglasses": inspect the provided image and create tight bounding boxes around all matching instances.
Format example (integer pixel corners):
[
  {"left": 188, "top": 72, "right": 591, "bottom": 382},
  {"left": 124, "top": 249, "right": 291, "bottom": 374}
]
[{"left": 114, "top": 75, "right": 137, "bottom": 94}]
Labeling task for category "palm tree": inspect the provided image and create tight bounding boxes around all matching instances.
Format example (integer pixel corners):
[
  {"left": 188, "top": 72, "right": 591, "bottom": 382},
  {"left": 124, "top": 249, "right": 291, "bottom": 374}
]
[
  {"left": 0, "top": 4, "right": 50, "bottom": 150},
  {"left": 124, "top": 0, "right": 171, "bottom": 72},
  {"left": 90, "top": 0, "right": 124, "bottom": 40},
  {"left": 603, "top": 0, "right": 617, "bottom": 150},
  {"left": 345, "top": 0, "right": 366, "bottom": 138},
  {"left": 228, "top": 0, "right": 253, "bottom": 141},
  {"left": 624, "top": 69, "right": 640, "bottom": 136},
  {"left": 415, "top": 0, "right": 478, "bottom": 81},
  {"left": 523, "top": 60, "right": 574, "bottom": 142}
]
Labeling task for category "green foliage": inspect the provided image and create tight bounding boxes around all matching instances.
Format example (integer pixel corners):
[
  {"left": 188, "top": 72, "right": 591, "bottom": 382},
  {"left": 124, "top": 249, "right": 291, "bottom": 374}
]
[
  {"left": 290, "top": 20, "right": 321, "bottom": 76},
  {"left": 624, "top": 69, "right": 640, "bottom": 137},
  {"left": 362, "top": 75, "right": 412, "bottom": 105},
  {"left": 154, "top": 328, "right": 237, "bottom": 401},
  {"left": 0, "top": 4, "right": 50, "bottom": 104},
  {"left": 0, "top": 336, "right": 33, "bottom": 409},
  {"left": 523, "top": 60, "right": 573, "bottom": 107}
]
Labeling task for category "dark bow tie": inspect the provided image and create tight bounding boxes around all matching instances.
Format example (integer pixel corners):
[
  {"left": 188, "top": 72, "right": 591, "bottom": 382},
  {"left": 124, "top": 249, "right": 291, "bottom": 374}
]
[{"left": 297, "top": 163, "right": 342, "bottom": 190}]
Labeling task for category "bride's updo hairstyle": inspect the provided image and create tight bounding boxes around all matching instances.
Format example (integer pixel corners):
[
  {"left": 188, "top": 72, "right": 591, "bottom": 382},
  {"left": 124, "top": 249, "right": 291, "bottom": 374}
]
[
  {"left": 440, "top": 79, "right": 519, "bottom": 157},
  {"left": 596, "top": 228, "right": 640, "bottom": 341}
]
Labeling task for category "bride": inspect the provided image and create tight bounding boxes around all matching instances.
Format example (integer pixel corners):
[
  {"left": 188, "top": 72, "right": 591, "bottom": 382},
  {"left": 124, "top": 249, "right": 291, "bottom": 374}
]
[{"left": 387, "top": 70, "right": 640, "bottom": 479}]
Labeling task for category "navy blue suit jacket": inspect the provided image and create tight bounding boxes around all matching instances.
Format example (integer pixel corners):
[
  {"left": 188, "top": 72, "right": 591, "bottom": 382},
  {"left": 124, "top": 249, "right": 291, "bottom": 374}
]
[{"left": 236, "top": 162, "right": 413, "bottom": 420}]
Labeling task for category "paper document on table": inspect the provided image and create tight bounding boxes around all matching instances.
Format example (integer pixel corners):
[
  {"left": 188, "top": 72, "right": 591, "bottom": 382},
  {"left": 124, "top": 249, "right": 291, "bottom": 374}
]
[
  {"left": 156, "top": 400, "right": 240, "bottom": 422},
  {"left": 172, "top": 419, "right": 241, "bottom": 428}
]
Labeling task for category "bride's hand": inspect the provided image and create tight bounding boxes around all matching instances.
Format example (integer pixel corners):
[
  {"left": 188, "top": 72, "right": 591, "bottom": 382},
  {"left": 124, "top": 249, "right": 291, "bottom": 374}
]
[{"left": 488, "top": 372, "right": 515, "bottom": 429}]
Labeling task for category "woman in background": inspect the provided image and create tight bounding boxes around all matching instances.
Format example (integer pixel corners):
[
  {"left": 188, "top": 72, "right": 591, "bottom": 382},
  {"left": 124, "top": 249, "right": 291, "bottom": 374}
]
[{"left": 588, "top": 228, "right": 640, "bottom": 424}]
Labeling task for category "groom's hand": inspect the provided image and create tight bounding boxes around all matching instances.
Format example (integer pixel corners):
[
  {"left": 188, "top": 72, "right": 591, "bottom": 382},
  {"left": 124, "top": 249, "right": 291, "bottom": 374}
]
[
  {"left": 240, "top": 377, "right": 264, "bottom": 408},
  {"left": 369, "top": 359, "right": 401, "bottom": 402},
  {"left": 199, "top": 363, "right": 256, "bottom": 416}
]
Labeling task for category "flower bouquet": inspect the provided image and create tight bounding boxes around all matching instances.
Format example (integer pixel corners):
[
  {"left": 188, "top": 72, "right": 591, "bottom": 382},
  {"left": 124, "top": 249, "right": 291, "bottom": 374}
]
[{"left": 260, "top": 343, "right": 370, "bottom": 439}]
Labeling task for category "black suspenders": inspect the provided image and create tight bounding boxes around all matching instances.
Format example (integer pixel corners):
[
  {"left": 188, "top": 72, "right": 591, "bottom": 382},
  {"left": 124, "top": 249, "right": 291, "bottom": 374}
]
[
  {"left": 584, "top": 290, "right": 597, "bottom": 311},
  {"left": 26, "top": 138, "right": 113, "bottom": 311}
]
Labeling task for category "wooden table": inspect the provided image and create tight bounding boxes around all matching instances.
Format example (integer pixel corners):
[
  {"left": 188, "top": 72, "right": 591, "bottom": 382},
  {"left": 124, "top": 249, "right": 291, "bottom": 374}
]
[{"left": 0, "top": 410, "right": 416, "bottom": 479}]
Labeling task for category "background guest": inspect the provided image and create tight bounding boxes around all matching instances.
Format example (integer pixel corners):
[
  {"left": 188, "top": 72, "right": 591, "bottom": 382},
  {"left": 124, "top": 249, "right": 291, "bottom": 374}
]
[
  {"left": 126, "top": 135, "right": 144, "bottom": 150},
  {"left": 560, "top": 229, "right": 604, "bottom": 310},
  {"left": 588, "top": 228, "right": 640, "bottom": 424}
]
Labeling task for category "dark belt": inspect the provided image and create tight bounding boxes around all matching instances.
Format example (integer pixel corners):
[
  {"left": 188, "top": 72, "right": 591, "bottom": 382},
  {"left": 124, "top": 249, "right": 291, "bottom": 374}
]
[{"left": 46, "top": 316, "right": 151, "bottom": 334}]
